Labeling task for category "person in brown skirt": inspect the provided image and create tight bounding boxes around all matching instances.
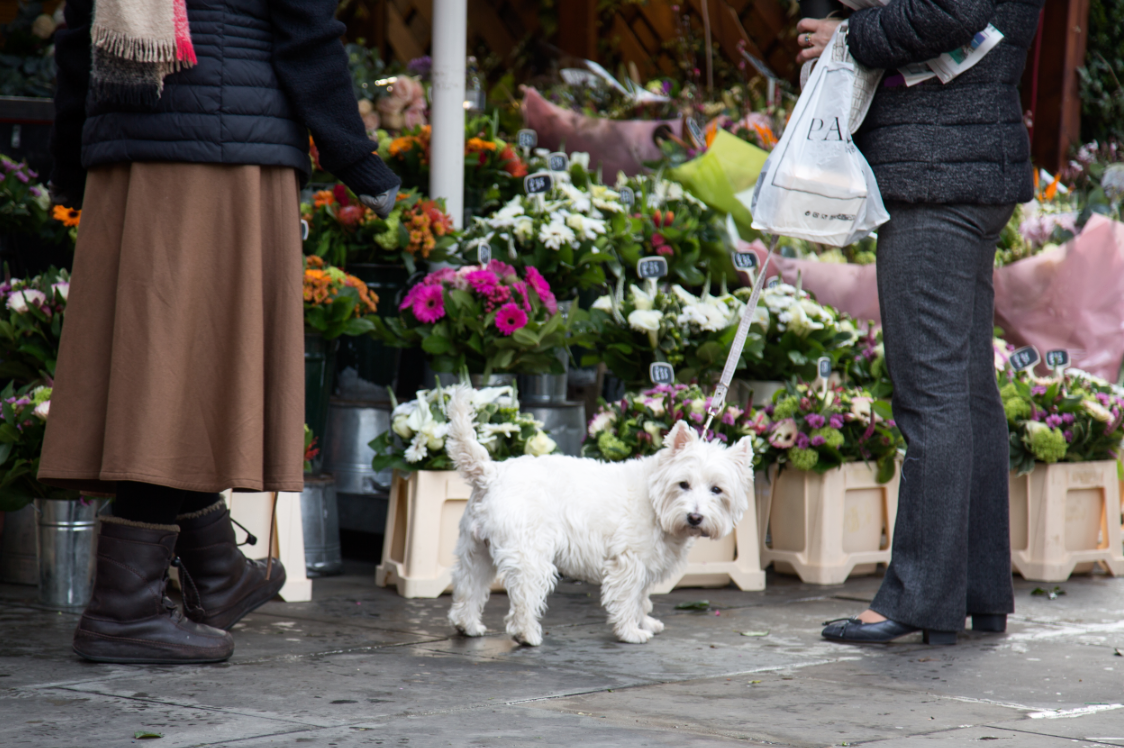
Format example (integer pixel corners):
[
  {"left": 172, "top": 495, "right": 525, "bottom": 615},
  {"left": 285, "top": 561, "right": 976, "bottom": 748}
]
[{"left": 41, "top": 0, "right": 399, "bottom": 664}]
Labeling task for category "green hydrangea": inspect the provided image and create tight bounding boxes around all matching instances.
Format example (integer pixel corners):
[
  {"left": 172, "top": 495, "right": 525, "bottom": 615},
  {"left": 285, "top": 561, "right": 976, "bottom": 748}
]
[
  {"left": 773, "top": 396, "right": 800, "bottom": 420},
  {"left": 31, "top": 386, "right": 52, "bottom": 405},
  {"left": 810, "top": 427, "right": 844, "bottom": 449},
  {"left": 1003, "top": 397, "right": 1031, "bottom": 423},
  {"left": 375, "top": 213, "right": 401, "bottom": 249},
  {"left": 597, "top": 432, "right": 631, "bottom": 462},
  {"left": 999, "top": 383, "right": 1020, "bottom": 401},
  {"left": 1025, "top": 422, "right": 1067, "bottom": 463},
  {"left": 853, "top": 251, "right": 877, "bottom": 265},
  {"left": 787, "top": 446, "right": 819, "bottom": 471}
]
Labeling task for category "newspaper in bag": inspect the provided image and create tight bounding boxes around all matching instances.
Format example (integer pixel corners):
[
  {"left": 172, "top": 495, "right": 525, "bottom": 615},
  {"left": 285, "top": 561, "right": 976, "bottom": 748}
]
[{"left": 746, "top": 24, "right": 888, "bottom": 246}]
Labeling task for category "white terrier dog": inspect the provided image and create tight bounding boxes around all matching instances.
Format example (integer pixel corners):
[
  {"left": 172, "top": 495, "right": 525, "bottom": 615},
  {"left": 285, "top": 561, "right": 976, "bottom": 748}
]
[{"left": 444, "top": 385, "right": 753, "bottom": 645}]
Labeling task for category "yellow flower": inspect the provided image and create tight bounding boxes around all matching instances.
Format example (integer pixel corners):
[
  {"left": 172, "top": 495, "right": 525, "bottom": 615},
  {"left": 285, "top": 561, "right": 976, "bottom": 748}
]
[{"left": 52, "top": 204, "right": 81, "bottom": 227}]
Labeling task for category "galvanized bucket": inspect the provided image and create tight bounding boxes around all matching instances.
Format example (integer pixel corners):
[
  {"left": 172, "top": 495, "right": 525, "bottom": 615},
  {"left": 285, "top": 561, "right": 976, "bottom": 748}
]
[
  {"left": 301, "top": 475, "right": 343, "bottom": 577},
  {"left": 322, "top": 399, "right": 393, "bottom": 495},
  {"left": 520, "top": 402, "right": 587, "bottom": 457},
  {"left": 0, "top": 504, "right": 38, "bottom": 585},
  {"left": 518, "top": 349, "right": 570, "bottom": 405},
  {"left": 35, "top": 499, "right": 103, "bottom": 608},
  {"left": 433, "top": 372, "right": 516, "bottom": 389}
]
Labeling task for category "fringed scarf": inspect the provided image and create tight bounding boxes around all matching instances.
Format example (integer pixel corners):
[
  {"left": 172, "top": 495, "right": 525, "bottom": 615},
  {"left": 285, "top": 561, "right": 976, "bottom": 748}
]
[{"left": 91, "top": 0, "right": 197, "bottom": 107}]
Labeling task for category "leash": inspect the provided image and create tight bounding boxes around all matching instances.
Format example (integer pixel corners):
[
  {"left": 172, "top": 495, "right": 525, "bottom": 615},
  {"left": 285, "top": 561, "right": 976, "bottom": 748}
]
[{"left": 702, "top": 235, "right": 779, "bottom": 437}]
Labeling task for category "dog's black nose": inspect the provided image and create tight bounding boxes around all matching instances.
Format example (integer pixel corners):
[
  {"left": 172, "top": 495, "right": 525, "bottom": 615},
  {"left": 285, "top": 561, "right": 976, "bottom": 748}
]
[{"left": 687, "top": 513, "right": 703, "bottom": 526}]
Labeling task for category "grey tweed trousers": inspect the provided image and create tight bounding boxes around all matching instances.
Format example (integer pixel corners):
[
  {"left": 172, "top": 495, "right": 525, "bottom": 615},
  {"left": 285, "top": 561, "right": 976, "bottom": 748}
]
[{"left": 870, "top": 201, "right": 1016, "bottom": 633}]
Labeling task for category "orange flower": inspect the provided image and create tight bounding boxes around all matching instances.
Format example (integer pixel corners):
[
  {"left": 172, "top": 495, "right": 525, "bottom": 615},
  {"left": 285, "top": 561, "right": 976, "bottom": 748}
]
[
  {"left": 752, "top": 123, "right": 778, "bottom": 149},
  {"left": 466, "top": 137, "right": 497, "bottom": 153},
  {"left": 313, "top": 190, "right": 335, "bottom": 208},
  {"left": 305, "top": 255, "right": 326, "bottom": 269},
  {"left": 52, "top": 204, "right": 81, "bottom": 227},
  {"left": 344, "top": 275, "right": 379, "bottom": 314},
  {"left": 388, "top": 137, "right": 417, "bottom": 157},
  {"left": 500, "top": 145, "right": 528, "bottom": 178}
]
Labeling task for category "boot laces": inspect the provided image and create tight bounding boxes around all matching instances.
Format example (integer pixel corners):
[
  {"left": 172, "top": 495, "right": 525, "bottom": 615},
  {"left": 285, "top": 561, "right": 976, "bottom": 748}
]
[
  {"left": 171, "top": 556, "right": 206, "bottom": 619},
  {"left": 229, "top": 517, "right": 258, "bottom": 547}
]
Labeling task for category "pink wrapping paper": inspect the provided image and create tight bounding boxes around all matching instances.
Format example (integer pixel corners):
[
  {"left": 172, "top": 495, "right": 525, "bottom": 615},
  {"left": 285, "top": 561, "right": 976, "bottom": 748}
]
[
  {"left": 994, "top": 214, "right": 1124, "bottom": 381},
  {"left": 520, "top": 87, "right": 682, "bottom": 178}
]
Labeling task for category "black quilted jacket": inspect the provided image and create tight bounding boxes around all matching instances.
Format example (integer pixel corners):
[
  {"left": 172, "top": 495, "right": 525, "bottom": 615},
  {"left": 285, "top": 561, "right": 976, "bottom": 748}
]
[
  {"left": 51, "top": 0, "right": 399, "bottom": 206},
  {"left": 848, "top": 0, "right": 1045, "bottom": 204}
]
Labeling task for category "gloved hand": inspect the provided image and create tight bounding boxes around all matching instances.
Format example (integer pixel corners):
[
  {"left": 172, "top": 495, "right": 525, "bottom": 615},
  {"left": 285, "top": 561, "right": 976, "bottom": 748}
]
[{"left": 360, "top": 187, "right": 399, "bottom": 219}]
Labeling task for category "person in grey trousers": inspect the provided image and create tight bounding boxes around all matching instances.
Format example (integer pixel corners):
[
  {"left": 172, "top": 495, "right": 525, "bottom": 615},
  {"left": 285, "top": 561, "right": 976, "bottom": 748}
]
[{"left": 795, "top": 0, "right": 1045, "bottom": 644}]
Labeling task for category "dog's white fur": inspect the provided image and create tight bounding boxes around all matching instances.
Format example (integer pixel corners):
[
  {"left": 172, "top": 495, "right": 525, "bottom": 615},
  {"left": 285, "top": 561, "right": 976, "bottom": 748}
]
[{"left": 444, "top": 385, "right": 754, "bottom": 645}]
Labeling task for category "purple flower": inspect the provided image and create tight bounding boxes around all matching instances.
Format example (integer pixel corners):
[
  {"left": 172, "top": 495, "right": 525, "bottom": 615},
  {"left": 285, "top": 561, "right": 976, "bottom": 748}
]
[
  {"left": 715, "top": 432, "right": 728, "bottom": 443},
  {"left": 1031, "top": 385, "right": 1048, "bottom": 396},
  {"left": 764, "top": 404, "right": 775, "bottom": 417},
  {"left": 886, "top": 420, "right": 896, "bottom": 428},
  {"left": 689, "top": 412, "right": 704, "bottom": 424},
  {"left": 805, "top": 413, "right": 825, "bottom": 429},
  {"left": 1064, "top": 430, "right": 1073, "bottom": 442},
  {"left": 1097, "top": 392, "right": 1111, "bottom": 406},
  {"left": 810, "top": 435, "right": 826, "bottom": 447},
  {"left": 15, "top": 171, "right": 28, "bottom": 183},
  {"left": 407, "top": 56, "right": 432, "bottom": 77},
  {"left": 829, "top": 414, "right": 844, "bottom": 429},
  {"left": 1062, "top": 413, "right": 1075, "bottom": 424},
  {"left": 1046, "top": 414, "right": 1064, "bottom": 428},
  {"left": 795, "top": 432, "right": 810, "bottom": 449}
]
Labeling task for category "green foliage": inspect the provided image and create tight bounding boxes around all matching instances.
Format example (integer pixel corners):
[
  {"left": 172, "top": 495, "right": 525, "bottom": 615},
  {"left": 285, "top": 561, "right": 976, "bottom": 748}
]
[
  {"left": 1080, "top": 0, "right": 1124, "bottom": 144},
  {"left": 0, "top": 2, "right": 56, "bottom": 97}
]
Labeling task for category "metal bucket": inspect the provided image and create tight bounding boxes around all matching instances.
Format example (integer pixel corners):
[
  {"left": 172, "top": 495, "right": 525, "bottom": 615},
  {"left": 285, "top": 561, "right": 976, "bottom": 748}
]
[
  {"left": 0, "top": 505, "right": 38, "bottom": 585},
  {"left": 521, "top": 402, "right": 587, "bottom": 457},
  {"left": 322, "top": 399, "right": 393, "bottom": 495},
  {"left": 517, "top": 372, "right": 568, "bottom": 405},
  {"left": 738, "top": 380, "right": 787, "bottom": 407},
  {"left": 35, "top": 499, "right": 103, "bottom": 608},
  {"left": 433, "top": 371, "right": 516, "bottom": 389},
  {"left": 300, "top": 475, "right": 343, "bottom": 577}
]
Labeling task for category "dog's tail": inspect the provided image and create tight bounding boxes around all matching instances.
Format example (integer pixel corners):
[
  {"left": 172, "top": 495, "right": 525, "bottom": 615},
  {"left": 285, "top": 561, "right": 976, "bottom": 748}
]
[{"left": 445, "top": 384, "right": 497, "bottom": 491}]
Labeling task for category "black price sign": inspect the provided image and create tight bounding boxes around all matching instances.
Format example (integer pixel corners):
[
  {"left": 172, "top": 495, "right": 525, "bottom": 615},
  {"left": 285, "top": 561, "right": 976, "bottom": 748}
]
[
  {"left": 517, "top": 129, "right": 537, "bottom": 149},
  {"left": 649, "top": 362, "right": 675, "bottom": 386},
  {"left": 733, "top": 252, "right": 758, "bottom": 271},
  {"left": 524, "top": 172, "right": 554, "bottom": 195},
  {"left": 686, "top": 118, "right": 705, "bottom": 147},
  {"left": 817, "top": 357, "right": 832, "bottom": 380},
  {"left": 548, "top": 152, "right": 569, "bottom": 171},
  {"left": 766, "top": 276, "right": 780, "bottom": 289},
  {"left": 477, "top": 243, "right": 492, "bottom": 265},
  {"left": 1009, "top": 345, "right": 1041, "bottom": 372},
  {"left": 1045, "top": 349, "right": 1069, "bottom": 369},
  {"left": 636, "top": 256, "right": 668, "bottom": 280},
  {"left": 620, "top": 187, "right": 635, "bottom": 208}
]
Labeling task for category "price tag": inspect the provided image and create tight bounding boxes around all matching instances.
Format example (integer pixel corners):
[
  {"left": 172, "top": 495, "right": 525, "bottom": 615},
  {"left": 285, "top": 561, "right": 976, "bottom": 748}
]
[
  {"left": 1045, "top": 349, "right": 1069, "bottom": 369},
  {"left": 1009, "top": 345, "right": 1041, "bottom": 372},
  {"left": 636, "top": 256, "right": 668, "bottom": 280},
  {"left": 300, "top": 219, "right": 309, "bottom": 242},
  {"left": 524, "top": 172, "right": 554, "bottom": 195},
  {"left": 686, "top": 118, "right": 705, "bottom": 148},
  {"left": 517, "top": 129, "right": 537, "bottom": 150},
  {"left": 477, "top": 243, "right": 492, "bottom": 265},
  {"left": 649, "top": 362, "right": 675, "bottom": 386},
  {"left": 548, "top": 152, "right": 569, "bottom": 172},
  {"left": 620, "top": 187, "right": 635, "bottom": 208},
  {"left": 732, "top": 252, "right": 758, "bottom": 271},
  {"left": 766, "top": 276, "right": 780, "bottom": 289},
  {"left": 817, "top": 357, "right": 832, "bottom": 380}
]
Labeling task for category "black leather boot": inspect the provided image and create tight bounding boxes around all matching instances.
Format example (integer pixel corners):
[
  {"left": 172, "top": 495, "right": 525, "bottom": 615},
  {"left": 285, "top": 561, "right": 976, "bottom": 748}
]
[
  {"left": 73, "top": 517, "right": 234, "bottom": 664},
  {"left": 174, "top": 500, "right": 286, "bottom": 631}
]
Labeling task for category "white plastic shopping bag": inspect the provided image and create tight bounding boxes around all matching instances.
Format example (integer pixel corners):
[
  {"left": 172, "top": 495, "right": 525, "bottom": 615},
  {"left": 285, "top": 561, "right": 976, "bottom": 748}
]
[{"left": 746, "top": 24, "right": 888, "bottom": 246}]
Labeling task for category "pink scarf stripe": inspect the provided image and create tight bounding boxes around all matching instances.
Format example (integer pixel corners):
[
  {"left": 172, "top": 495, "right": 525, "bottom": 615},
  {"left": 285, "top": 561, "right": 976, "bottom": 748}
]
[{"left": 173, "top": 0, "right": 197, "bottom": 66}]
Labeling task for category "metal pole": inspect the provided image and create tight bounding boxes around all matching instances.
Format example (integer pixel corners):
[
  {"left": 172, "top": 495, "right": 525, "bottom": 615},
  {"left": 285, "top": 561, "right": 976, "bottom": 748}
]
[{"left": 429, "top": 0, "right": 467, "bottom": 228}]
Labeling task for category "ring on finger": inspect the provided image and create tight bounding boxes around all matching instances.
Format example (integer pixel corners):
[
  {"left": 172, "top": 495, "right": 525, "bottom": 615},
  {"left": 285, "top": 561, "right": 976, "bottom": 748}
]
[{"left": 804, "top": 33, "right": 813, "bottom": 47}]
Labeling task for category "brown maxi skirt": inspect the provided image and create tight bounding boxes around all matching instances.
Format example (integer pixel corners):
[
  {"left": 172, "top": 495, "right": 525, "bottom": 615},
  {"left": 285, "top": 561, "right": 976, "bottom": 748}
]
[{"left": 38, "top": 162, "right": 306, "bottom": 495}]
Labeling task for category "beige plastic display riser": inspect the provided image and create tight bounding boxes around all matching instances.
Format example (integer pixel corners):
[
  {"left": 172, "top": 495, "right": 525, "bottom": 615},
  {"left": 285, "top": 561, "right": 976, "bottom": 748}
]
[
  {"left": 761, "top": 461, "right": 899, "bottom": 585},
  {"left": 223, "top": 491, "right": 313, "bottom": 602},
  {"left": 1009, "top": 461, "right": 1124, "bottom": 582}
]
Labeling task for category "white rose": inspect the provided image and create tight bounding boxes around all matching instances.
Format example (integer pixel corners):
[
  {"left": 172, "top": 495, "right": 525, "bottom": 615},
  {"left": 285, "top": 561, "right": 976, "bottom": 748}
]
[
  {"left": 787, "top": 302, "right": 825, "bottom": 337},
  {"left": 524, "top": 431, "right": 557, "bottom": 456},
  {"left": 6, "top": 289, "right": 46, "bottom": 313},
  {"left": 591, "top": 295, "right": 614, "bottom": 312},
  {"left": 33, "top": 401, "right": 50, "bottom": 421},
  {"left": 644, "top": 397, "right": 665, "bottom": 417},
  {"left": 690, "top": 398, "right": 706, "bottom": 415},
  {"left": 392, "top": 414, "right": 414, "bottom": 439},
  {"left": 1083, "top": 400, "right": 1113, "bottom": 422},
  {"left": 421, "top": 422, "right": 448, "bottom": 450},
  {"left": 629, "top": 285, "right": 654, "bottom": 311},
  {"left": 587, "top": 410, "right": 617, "bottom": 436},
  {"left": 627, "top": 309, "right": 662, "bottom": 333},
  {"left": 643, "top": 421, "right": 664, "bottom": 447},
  {"left": 569, "top": 152, "right": 590, "bottom": 170},
  {"left": 51, "top": 282, "right": 69, "bottom": 301},
  {"left": 513, "top": 216, "right": 535, "bottom": 243}
]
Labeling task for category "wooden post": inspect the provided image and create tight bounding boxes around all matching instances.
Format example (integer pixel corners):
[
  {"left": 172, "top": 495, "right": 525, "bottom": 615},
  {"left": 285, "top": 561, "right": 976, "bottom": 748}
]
[
  {"left": 1021, "top": 0, "right": 1090, "bottom": 173},
  {"left": 557, "top": 0, "right": 598, "bottom": 61}
]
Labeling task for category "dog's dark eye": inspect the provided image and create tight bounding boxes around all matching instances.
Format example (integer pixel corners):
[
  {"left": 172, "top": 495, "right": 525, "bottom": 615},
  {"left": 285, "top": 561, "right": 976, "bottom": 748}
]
[
  {"left": 678, "top": 481, "right": 690, "bottom": 490},
  {"left": 711, "top": 486, "right": 723, "bottom": 495}
]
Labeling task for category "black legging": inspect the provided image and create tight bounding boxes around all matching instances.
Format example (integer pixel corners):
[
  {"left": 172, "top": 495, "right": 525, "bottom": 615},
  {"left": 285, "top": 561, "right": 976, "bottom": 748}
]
[{"left": 113, "top": 481, "right": 221, "bottom": 525}]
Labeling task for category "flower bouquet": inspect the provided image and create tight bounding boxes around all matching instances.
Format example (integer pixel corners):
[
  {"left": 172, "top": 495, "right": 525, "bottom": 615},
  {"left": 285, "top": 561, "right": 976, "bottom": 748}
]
[
  {"left": 302, "top": 256, "right": 381, "bottom": 340},
  {"left": 0, "top": 381, "right": 77, "bottom": 510},
  {"left": 758, "top": 381, "right": 903, "bottom": 484},
  {"left": 457, "top": 155, "right": 626, "bottom": 301},
  {"left": 588, "top": 282, "right": 747, "bottom": 387},
  {"left": 302, "top": 186, "right": 456, "bottom": 273},
  {"left": 736, "top": 282, "right": 856, "bottom": 383},
  {"left": 0, "top": 268, "right": 68, "bottom": 385},
  {"left": 581, "top": 383, "right": 768, "bottom": 463},
  {"left": 1, "top": 156, "right": 76, "bottom": 245},
  {"left": 376, "top": 261, "right": 582, "bottom": 377},
  {"left": 998, "top": 368, "right": 1124, "bottom": 475},
  {"left": 369, "top": 385, "right": 557, "bottom": 472}
]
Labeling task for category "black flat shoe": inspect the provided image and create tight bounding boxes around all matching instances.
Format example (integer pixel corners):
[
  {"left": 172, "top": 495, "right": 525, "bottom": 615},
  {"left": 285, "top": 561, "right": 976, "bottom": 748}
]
[
  {"left": 821, "top": 617, "right": 957, "bottom": 645},
  {"left": 971, "top": 614, "right": 1007, "bottom": 633}
]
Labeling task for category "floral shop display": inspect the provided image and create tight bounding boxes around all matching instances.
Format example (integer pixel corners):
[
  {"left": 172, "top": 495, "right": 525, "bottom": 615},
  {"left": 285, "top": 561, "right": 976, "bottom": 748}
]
[
  {"left": 1, "top": 156, "right": 76, "bottom": 277},
  {"left": 999, "top": 367, "right": 1124, "bottom": 581},
  {"left": 757, "top": 382, "right": 905, "bottom": 585},
  {"left": 375, "top": 262, "right": 583, "bottom": 380},
  {"left": 372, "top": 385, "right": 557, "bottom": 598},
  {"left": 587, "top": 283, "right": 748, "bottom": 389}
]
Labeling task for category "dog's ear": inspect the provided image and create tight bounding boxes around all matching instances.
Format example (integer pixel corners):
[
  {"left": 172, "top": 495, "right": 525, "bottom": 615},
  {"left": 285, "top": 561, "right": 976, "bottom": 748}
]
[
  {"left": 730, "top": 435, "right": 755, "bottom": 468},
  {"left": 665, "top": 420, "right": 698, "bottom": 453}
]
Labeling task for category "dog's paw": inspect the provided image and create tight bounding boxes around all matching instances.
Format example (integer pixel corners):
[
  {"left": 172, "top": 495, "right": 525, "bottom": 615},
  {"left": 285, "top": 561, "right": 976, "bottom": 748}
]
[
  {"left": 640, "top": 616, "right": 664, "bottom": 634},
  {"left": 455, "top": 621, "right": 487, "bottom": 637},
  {"left": 616, "top": 626, "right": 653, "bottom": 644},
  {"left": 512, "top": 629, "right": 543, "bottom": 647}
]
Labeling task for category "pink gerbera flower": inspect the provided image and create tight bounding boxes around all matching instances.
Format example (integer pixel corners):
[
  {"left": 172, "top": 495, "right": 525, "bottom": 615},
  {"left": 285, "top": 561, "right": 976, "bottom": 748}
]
[
  {"left": 465, "top": 270, "right": 499, "bottom": 297},
  {"left": 487, "top": 260, "right": 517, "bottom": 279},
  {"left": 410, "top": 284, "right": 446, "bottom": 323},
  {"left": 494, "top": 302, "right": 528, "bottom": 335},
  {"left": 523, "top": 266, "right": 558, "bottom": 314}
]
